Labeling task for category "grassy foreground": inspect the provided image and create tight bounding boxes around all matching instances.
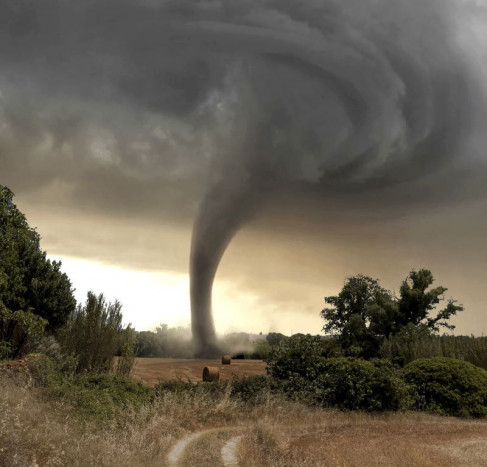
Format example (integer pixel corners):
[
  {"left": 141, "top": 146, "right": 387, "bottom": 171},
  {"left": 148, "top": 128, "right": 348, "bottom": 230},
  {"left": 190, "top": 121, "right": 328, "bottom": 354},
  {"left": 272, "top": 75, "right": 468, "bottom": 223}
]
[{"left": 2, "top": 367, "right": 487, "bottom": 466}]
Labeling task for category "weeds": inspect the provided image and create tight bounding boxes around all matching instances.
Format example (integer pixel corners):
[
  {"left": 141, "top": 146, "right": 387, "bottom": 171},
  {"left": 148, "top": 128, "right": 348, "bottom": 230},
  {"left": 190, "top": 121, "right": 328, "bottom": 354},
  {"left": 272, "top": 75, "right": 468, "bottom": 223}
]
[{"left": 2, "top": 359, "right": 487, "bottom": 466}]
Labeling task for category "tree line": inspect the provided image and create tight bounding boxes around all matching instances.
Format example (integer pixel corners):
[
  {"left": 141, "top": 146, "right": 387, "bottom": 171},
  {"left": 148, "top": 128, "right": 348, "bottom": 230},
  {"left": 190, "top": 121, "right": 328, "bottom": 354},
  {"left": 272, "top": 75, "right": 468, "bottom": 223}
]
[{"left": 0, "top": 185, "right": 134, "bottom": 373}]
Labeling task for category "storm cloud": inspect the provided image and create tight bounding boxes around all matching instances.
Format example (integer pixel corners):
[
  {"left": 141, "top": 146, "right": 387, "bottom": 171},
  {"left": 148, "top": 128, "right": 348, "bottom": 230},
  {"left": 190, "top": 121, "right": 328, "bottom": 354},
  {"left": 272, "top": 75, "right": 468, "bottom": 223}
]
[{"left": 1, "top": 0, "right": 487, "bottom": 351}]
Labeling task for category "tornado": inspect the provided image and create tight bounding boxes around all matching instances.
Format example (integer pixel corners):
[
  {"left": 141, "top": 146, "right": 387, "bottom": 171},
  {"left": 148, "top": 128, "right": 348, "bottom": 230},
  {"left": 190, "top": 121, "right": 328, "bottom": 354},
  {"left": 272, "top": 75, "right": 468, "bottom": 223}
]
[
  {"left": 1, "top": 0, "right": 485, "bottom": 355},
  {"left": 190, "top": 185, "right": 252, "bottom": 356},
  {"left": 187, "top": 0, "right": 485, "bottom": 355}
]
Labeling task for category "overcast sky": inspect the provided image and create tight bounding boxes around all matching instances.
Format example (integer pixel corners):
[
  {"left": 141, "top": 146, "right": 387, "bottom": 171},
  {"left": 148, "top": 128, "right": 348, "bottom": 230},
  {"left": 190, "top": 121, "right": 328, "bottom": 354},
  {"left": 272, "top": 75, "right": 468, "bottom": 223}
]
[{"left": 1, "top": 0, "right": 487, "bottom": 335}]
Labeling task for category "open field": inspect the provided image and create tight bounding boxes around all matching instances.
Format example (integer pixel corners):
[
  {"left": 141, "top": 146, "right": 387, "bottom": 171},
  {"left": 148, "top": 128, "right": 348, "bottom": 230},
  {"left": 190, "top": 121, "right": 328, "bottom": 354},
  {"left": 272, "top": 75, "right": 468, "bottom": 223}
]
[
  {"left": 2, "top": 374, "right": 487, "bottom": 466},
  {"left": 130, "top": 358, "right": 267, "bottom": 386}
]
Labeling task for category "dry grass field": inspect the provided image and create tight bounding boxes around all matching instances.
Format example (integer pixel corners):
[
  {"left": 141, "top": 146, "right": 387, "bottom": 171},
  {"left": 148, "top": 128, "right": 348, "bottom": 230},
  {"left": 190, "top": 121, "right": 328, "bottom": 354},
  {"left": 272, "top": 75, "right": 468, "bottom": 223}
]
[
  {"left": 2, "top": 371, "right": 487, "bottom": 466},
  {"left": 130, "top": 358, "right": 267, "bottom": 385}
]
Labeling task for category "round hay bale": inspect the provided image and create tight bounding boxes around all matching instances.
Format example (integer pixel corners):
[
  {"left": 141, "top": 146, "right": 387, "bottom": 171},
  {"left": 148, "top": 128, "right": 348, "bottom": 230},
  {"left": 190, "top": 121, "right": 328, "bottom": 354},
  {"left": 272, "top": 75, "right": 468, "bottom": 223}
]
[
  {"left": 221, "top": 355, "right": 232, "bottom": 365},
  {"left": 202, "top": 366, "right": 220, "bottom": 382}
]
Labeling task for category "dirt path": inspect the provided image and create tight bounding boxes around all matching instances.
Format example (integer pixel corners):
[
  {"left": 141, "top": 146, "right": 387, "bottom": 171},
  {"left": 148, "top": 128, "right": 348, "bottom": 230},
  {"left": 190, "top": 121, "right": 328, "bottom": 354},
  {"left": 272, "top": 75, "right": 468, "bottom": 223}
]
[
  {"left": 166, "top": 426, "right": 244, "bottom": 466},
  {"left": 166, "top": 431, "right": 209, "bottom": 466},
  {"left": 221, "top": 435, "right": 243, "bottom": 467}
]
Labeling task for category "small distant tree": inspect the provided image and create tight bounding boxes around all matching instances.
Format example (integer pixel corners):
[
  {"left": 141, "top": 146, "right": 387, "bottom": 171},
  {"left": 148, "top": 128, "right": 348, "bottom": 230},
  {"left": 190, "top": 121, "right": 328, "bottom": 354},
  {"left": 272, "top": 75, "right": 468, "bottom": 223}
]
[
  {"left": 321, "top": 269, "right": 463, "bottom": 358},
  {"left": 266, "top": 332, "right": 288, "bottom": 347}
]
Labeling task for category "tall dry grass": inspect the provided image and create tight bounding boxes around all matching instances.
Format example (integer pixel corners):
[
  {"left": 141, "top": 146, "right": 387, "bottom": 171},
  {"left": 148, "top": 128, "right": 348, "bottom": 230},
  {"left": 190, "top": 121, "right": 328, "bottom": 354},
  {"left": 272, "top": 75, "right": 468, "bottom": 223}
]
[
  {"left": 238, "top": 411, "right": 487, "bottom": 466},
  {"left": 2, "top": 374, "right": 487, "bottom": 466},
  {"left": 0, "top": 373, "right": 290, "bottom": 466}
]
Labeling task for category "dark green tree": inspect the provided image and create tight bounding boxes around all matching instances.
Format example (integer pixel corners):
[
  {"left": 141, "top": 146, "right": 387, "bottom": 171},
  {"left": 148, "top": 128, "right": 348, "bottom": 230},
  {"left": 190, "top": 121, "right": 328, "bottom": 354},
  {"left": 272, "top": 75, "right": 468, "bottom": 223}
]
[
  {"left": 397, "top": 269, "right": 462, "bottom": 331},
  {"left": 266, "top": 332, "right": 288, "bottom": 347},
  {"left": 321, "top": 269, "right": 463, "bottom": 358},
  {"left": 321, "top": 275, "right": 395, "bottom": 357},
  {"left": 0, "top": 185, "right": 76, "bottom": 331}
]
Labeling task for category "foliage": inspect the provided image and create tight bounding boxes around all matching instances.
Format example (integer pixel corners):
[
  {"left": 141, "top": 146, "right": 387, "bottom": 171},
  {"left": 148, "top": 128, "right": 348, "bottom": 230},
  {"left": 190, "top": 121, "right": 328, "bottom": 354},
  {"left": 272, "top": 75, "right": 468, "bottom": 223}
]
[
  {"left": 58, "top": 292, "right": 135, "bottom": 374},
  {"left": 380, "top": 325, "right": 487, "bottom": 369},
  {"left": 154, "top": 379, "right": 230, "bottom": 401},
  {"left": 267, "top": 339, "right": 408, "bottom": 411},
  {"left": 230, "top": 375, "right": 273, "bottom": 404},
  {"left": 248, "top": 340, "right": 272, "bottom": 359},
  {"left": 397, "top": 270, "right": 462, "bottom": 332},
  {"left": 266, "top": 332, "right": 288, "bottom": 346},
  {"left": 115, "top": 327, "right": 136, "bottom": 376},
  {"left": 35, "top": 335, "right": 79, "bottom": 377},
  {"left": 266, "top": 336, "right": 408, "bottom": 411},
  {"left": 266, "top": 335, "right": 329, "bottom": 381},
  {"left": 315, "top": 358, "right": 409, "bottom": 411},
  {"left": 321, "top": 275, "right": 396, "bottom": 358},
  {"left": 0, "top": 300, "right": 47, "bottom": 358},
  {"left": 65, "top": 374, "right": 154, "bottom": 421},
  {"left": 135, "top": 328, "right": 273, "bottom": 359},
  {"left": 29, "top": 354, "right": 154, "bottom": 424},
  {"left": 404, "top": 358, "right": 487, "bottom": 417},
  {"left": 0, "top": 185, "right": 76, "bottom": 331},
  {"left": 0, "top": 341, "right": 11, "bottom": 360},
  {"left": 135, "top": 324, "right": 193, "bottom": 358},
  {"left": 321, "top": 270, "right": 463, "bottom": 358}
]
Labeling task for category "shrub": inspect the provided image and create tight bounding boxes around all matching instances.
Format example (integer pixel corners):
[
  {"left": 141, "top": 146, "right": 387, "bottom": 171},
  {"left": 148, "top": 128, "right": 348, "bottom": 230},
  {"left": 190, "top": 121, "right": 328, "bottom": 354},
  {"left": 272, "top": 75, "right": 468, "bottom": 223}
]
[
  {"left": 266, "top": 335, "right": 328, "bottom": 381},
  {"left": 267, "top": 337, "right": 408, "bottom": 411},
  {"left": 314, "top": 358, "right": 409, "bottom": 411},
  {"left": 249, "top": 341, "right": 272, "bottom": 360},
  {"left": 58, "top": 292, "right": 135, "bottom": 374},
  {"left": 135, "top": 324, "right": 193, "bottom": 358},
  {"left": 29, "top": 355, "right": 155, "bottom": 424},
  {"left": 70, "top": 374, "right": 154, "bottom": 416},
  {"left": 404, "top": 357, "right": 487, "bottom": 417},
  {"left": 35, "top": 335, "right": 78, "bottom": 377},
  {"left": 0, "top": 301, "right": 48, "bottom": 358},
  {"left": 230, "top": 376, "right": 272, "bottom": 404},
  {"left": 0, "top": 341, "right": 11, "bottom": 360}
]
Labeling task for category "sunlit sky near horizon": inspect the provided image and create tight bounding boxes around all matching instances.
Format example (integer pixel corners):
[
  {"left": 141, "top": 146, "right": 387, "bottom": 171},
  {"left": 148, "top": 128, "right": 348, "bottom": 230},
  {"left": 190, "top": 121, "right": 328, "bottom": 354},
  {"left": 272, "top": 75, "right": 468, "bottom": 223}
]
[{"left": 48, "top": 254, "right": 326, "bottom": 335}]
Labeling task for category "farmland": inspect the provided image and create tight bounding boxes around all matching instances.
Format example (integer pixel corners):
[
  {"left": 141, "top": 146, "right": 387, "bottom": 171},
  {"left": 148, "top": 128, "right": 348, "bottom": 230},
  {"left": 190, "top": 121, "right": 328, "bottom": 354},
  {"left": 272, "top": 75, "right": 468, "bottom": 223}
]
[
  {"left": 2, "top": 370, "right": 487, "bottom": 466},
  {"left": 130, "top": 358, "right": 267, "bottom": 385}
]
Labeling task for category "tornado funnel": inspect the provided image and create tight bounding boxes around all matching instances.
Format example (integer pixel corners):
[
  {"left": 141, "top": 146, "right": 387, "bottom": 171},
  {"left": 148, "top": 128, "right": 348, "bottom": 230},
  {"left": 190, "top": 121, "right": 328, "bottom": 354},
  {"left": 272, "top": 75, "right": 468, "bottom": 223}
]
[{"left": 190, "top": 181, "right": 257, "bottom": 356}]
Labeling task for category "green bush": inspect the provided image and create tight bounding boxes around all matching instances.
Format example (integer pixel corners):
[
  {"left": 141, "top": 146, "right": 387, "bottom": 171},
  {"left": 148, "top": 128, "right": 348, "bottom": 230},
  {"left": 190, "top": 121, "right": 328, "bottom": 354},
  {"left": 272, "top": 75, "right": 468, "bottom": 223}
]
[
  {"left": 0, "top": 341, "right": 11, "bottom": 360},
  {"left": 0, "top": 301, "right": 48, "bottom": 358},
  {"left": 267, "top": 338, "right": 408, "bottom": 411},
  {"left": 230, "top": 376, "right": 272, "bottom": 404},
  {"left": 29, "top": 353, "right": 65, "bottom": 387},
  {"left": 266, "top": 335, "right": 329, "bottom": 381},
  {"left": 404, "top": 357, "right": 487, "bottom": 417},
  {"left": 27, "top": 355, "right": 154, "bottom": 423},
  {"left": 314, "top": 358, "right": 409, "bottom": 411},
  {"left": 69, "top": 374, "right": 154, "bottom": 417},
  {"left": 58, "top": 292, "right": 135, "bottom": 374}
]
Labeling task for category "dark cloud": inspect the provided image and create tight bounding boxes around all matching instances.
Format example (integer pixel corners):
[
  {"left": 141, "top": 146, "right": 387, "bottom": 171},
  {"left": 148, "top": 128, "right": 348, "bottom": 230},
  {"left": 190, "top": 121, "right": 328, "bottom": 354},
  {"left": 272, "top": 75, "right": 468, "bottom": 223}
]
[{"left": 1, "top": 0, "right": 487, "bottom": 344}]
